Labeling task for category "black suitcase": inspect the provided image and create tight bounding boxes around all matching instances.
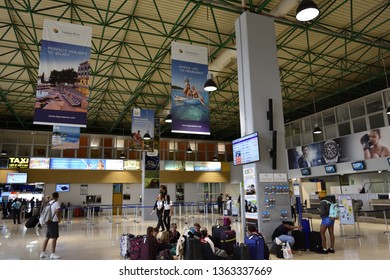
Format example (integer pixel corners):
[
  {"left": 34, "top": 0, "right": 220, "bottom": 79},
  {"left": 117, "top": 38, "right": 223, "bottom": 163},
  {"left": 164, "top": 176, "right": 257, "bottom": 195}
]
[
  {"left": 309, "top": 231, "right": 322, "bottom": 252},
  {"left": 233, "top": 243, "right": 251, "bottom": 260},
  {"left": 291, "top": 230, "right": 306, "bottom": 251},
  {"left": 25, "top": 214, "right": 39, "bottom": 229},
  {"left": 306, "top": 217, "right": 322, "bottom": 252},
  {"left": 184, "top": 237, "right": 202, "bottom": 260},
  {"left": 271, "top": 243, "right": 284, "bottom": 258}
]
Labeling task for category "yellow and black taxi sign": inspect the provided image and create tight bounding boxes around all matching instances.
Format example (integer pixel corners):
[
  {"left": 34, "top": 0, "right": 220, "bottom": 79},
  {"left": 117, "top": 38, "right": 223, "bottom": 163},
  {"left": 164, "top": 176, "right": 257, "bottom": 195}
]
[{"left": 8, "top": 157, "right": 30, "bottom": 169}]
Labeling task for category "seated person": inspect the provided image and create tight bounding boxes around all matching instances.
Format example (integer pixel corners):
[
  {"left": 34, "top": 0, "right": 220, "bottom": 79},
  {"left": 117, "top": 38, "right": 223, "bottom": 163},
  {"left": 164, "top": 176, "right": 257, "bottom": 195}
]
[
  {"left": 157, "top": 231, "right": 174, "bottom": 253},
  {"left": 192, "top": 222, "right": 202, "bottom": 238},
  {"left": 200, "top": 228, "right": 215, "bottom": 253},
  {"left": 169, "top": 223, "right": 180, "bottom": 244},
  {"left": 271, "top": 221, "right": 301, "bottom": 246}
]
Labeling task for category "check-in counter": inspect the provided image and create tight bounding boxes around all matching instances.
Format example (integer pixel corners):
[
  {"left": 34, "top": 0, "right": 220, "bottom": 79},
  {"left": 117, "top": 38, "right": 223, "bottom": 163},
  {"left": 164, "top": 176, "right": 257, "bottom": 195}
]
[{"left": 369, "top": 199, "right": 390, "bottom": 218}]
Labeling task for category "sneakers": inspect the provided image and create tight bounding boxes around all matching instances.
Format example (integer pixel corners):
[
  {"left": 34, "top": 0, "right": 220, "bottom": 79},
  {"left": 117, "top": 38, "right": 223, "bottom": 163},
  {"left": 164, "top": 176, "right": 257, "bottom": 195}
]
[
  {"left": 328, "top": 248, "right": 335, "bottom": 253},
  {"left": 40, "top": 252, "right": 49, "bottom": 259},
  {"left": 50, "top": 253, "right": 61, "bottom": 259}
]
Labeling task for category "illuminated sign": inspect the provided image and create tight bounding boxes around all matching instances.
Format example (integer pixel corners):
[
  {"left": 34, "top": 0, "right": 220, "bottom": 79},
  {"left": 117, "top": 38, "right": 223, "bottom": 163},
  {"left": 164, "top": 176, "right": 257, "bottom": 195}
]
[{"left": 8, "top": 157, "right": 30, "bottom": 169}]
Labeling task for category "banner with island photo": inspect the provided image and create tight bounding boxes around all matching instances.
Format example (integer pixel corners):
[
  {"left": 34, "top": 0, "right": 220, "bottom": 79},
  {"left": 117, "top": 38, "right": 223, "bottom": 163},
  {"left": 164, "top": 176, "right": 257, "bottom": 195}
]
[
  {"left": 170, "top": 42, "right": 210, "bottom": 135},
  {"left": 287, "top": 126, "right": 390, "bottom": 169},
  {"left": 34, "top": 20, "right": 92, "bottom": 127}
]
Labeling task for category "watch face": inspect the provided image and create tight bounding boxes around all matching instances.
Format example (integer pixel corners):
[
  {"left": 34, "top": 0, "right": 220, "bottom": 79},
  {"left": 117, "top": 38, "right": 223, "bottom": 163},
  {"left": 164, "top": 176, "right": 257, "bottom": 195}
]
[{"left": 323, "top": 141, "right": 339, "bottom": 160}]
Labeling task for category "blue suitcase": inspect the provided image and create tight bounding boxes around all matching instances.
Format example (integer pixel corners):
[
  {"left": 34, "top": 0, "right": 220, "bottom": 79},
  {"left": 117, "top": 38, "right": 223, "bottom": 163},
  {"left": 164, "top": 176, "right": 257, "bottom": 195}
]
[
  {"left": 244, "top": 234, "right": 265, "bottom": 260},
  {"left": 301, "top": 218, "right": 310, "bottom": 250}
]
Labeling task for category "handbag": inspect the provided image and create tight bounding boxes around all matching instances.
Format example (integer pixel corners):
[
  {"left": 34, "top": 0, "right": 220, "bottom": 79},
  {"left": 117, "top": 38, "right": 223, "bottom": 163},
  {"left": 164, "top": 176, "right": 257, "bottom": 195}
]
[{"left": 282, "top": 242, "right": 293, "bottom": 259}]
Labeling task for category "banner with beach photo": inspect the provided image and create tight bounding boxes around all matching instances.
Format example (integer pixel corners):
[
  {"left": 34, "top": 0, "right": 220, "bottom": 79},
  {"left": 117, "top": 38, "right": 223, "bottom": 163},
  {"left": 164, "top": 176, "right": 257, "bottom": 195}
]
[
  {"left": 130, "top": 108, "right": 155, "bottom": 151},
  {"left": 34, "top": 20, "right": 92, "bottom": 127},
  {"left": 51, "top": 125, "right": 80, "bottom": 150},
  {"left": 170, "top": 42, "right": 210, "bottom": 135}
]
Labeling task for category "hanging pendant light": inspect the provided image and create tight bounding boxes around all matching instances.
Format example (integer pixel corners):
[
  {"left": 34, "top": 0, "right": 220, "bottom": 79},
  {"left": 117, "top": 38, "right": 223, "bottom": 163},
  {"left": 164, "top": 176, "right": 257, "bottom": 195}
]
[
  {"left": 313, "top": 125, "right": 322, "bottom": 135},
  {"left": 204, "top": 73, "right": 217, "bottom": 92},
  {"left": 120, "top": 152, "right": 126, "bottom": 159},
  {"left": 187, "top": 145, "right": 193, "bottom": 153},
  {"left": 143, "top": 130, "right": 151, "bottom": 140},
  {"left": 204, "top": 2, "right": 217, "bottom": 92},
  {"left": 165, "top": 112, "right": 172, "bottom": 123},
  {"left": 387, "top": 106, "right": 390, "bottom": 115},
  {"left": 312, "top": 93, "right": 322, "bottom": 135},
  {"left": 0, "top": 150, "right": 7, "bottom": 156},
  {"left": 296, "top": 0, "right": 320, "bottom": 22}
]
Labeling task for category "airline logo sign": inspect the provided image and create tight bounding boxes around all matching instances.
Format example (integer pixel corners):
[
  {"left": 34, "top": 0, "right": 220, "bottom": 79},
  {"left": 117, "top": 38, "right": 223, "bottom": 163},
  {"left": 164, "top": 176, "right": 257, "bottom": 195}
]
[{"left": 8, "top": 157, "right": 30, "bottom": 169}]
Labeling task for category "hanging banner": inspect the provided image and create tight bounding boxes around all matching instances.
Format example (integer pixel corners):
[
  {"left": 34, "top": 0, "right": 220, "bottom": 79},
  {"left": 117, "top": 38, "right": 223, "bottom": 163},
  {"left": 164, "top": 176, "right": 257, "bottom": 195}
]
[
  {"left": 52, "top": 125, "right": 80, "bottom": 150},
  {"left": 34, "top": 20, "right": 92, "bottom": 127},
  {"left": 171, "top": 42, "right": 210, "bottom": 135},
  {"left": 130, "top": 108, "right": 155, "bottom": 151}
]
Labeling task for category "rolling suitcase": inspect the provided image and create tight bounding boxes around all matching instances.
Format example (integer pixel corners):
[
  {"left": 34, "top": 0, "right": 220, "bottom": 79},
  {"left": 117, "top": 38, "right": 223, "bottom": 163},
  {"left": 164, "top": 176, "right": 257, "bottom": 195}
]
[
  {"left": 212, "top": 224, "right": 229, "bottom": 248},
  {"left": 220, "top": 229, "right": 236, "bottom": 256},
  {"left": 120, "top": 233, "right": 133, "bottom": 258},
  {"left": 223, "top": 216, "right": 231, "bottom": 226},
  {"left": 184, "top": 236, "right": 202, "bottom": 260},
  {"left": 129, "top": 235, "right": 143, "bottom": 260},
  {"left": 244, "top": 234, "right": 265, "bottom": 260},
  {"left": 307, "top": 217, "right": 322, "bottom": 252},
  {"left": 233, "top": 243, "right": 251, "bottom": 260},
  {"left": 291, "top": 230, "right": 305, "bottom": 251},
  {"left": 25, "top": 214, "right": 39, "bottom": 229},
  {"left": 140, "top": 235, "right": 157, "bottom": 260},
  {"left": 301, "top": 218, "right": 310, "bottom": 250}
]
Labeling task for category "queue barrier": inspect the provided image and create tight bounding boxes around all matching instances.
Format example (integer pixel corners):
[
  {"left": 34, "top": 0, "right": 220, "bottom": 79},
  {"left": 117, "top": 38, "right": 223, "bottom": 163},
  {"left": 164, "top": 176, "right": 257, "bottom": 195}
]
[{"left": 58, "top": 201, "right": 224, "bottom": 228}]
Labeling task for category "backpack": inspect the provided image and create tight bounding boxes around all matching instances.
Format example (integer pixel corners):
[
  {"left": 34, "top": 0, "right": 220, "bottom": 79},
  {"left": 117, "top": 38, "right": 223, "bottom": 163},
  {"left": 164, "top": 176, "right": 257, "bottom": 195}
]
[
  {"left": 39, "top": 202, "right": 55, "bottom": 225},
  {"left": 325, "top": 200, "right": 339, "bottom": 219}
]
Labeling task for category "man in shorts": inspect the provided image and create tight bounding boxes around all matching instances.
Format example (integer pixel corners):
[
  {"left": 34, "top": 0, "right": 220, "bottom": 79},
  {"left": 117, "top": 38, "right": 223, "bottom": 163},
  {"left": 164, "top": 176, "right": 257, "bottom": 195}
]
[{"left": 40, "top": 192, "right": 61, "bottom": 259}]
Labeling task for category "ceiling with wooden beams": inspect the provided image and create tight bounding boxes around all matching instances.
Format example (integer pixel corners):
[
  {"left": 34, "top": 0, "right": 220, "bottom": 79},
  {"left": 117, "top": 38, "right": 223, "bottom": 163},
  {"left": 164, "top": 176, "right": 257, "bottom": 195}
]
[{"left": 0, "top": 0, "right": 389, "bottom": 141}]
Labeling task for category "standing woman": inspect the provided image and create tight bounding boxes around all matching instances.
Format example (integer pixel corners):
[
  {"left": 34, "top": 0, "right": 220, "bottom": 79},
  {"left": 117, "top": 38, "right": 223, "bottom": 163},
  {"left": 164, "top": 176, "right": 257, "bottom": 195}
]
[
  {"left": 318, "top": 191, "right": 335, "bottom": 254},
  {"left": 152, "top": 193, "right": 165, "bottom": 231},
  {"left": 163, "top": 194, "right": 173, "bottom": 231}
]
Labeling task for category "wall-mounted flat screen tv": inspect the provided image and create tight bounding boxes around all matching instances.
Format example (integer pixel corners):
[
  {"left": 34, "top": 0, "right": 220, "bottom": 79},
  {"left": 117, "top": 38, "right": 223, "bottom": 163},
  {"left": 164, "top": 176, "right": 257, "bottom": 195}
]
[
  {"left": 6, "top": 173, "right": 27, "bottom": 184},
  {"left": 351, "top": 161, "right": 365, "bottom": 171},
  {"left": 324, "top": 165, "right": 337, "bottom": 174},
  {"left": 387, "top": 158, "right": 390, "bottom": 166},
  {"left": 232, "top": 132, "right": 260, "bottom": 166},
  {"left": 300, "top": 168, "right": 311, "bottom": 176},
  {"left": 56, "top": 184, "right": 70, "bottom": 192}
]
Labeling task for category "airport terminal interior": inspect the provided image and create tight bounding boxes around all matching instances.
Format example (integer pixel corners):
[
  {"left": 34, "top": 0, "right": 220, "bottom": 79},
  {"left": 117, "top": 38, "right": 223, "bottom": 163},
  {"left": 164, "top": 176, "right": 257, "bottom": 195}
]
[
  {"left": 1, "top": 0, "right": 390, "bottom": 261},
  {"left": 1, "top": 209, "right": 390, "bottom": 260}
]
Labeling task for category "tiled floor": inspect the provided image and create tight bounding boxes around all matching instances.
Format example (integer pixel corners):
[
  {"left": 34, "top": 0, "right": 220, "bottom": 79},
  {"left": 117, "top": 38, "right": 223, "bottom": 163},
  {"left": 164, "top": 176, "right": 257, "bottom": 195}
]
[{"left": 1, "top": 213, "right": 390, "bottom": 260}]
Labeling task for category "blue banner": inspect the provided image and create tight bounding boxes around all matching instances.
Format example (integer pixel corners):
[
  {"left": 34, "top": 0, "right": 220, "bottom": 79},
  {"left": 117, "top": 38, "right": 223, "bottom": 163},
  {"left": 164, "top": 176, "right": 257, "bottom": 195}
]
[
  {"left": 171, "top": 42, "right": 210, "bottom": 135},
  {"left": 34, "top": 20, "right": 92, "bottom": 127}
]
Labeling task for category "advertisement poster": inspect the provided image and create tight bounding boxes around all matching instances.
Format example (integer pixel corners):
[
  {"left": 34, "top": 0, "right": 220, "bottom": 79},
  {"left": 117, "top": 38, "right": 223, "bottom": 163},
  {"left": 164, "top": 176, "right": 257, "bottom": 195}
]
[
  {"left": 52, "top": 125, "right": 80, "bottom": 150},
  {"left": 171, "top": 42, "right": 210, "bottom": 135},
  {"left": 338, "top": 195, "right": 355, "bottom": 225},
  {"left": 287, "top": 126, "right": 390, "bottom": 169},
  {"left": 243, "top": 167, "right": 257, "bottom": 219},
  {"left": 29, "top": 158, "right": 50, "bottom": 169},
  {"left": 130, "top": 108, "right": 155, "bottom": 151},
  {"left": 34, "top": 20, "right": 92, "bottom": 126},
  {"left": 50, "top": 158, "right": 123, "bottom": 170}
]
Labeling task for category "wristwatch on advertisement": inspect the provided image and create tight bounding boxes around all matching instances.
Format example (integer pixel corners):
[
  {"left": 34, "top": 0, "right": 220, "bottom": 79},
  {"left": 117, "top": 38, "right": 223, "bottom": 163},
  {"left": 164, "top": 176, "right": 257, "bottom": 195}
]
[{"left": 322, "top": 139, "right": 340, "bottom": 164}]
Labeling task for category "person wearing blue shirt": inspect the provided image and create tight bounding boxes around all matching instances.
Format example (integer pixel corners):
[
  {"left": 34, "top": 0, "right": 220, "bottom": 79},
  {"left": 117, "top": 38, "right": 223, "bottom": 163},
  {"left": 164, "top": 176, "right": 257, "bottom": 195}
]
[{"left": 11, "top": 198, "right": 22, "bottom": 224}]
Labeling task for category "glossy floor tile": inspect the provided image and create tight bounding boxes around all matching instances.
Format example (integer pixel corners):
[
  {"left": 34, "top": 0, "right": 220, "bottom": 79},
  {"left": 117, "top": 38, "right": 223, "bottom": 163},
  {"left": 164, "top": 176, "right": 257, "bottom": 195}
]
[{"left": 1, "top": 213, "right": 389, "bottom": 260}]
